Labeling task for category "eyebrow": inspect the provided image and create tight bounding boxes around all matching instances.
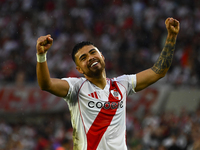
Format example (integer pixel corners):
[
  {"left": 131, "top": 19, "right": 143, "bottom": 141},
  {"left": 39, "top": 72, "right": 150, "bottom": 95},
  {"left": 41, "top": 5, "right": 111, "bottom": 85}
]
[{"left": 79, "top": 48, "right": 97, "bottom": 60}]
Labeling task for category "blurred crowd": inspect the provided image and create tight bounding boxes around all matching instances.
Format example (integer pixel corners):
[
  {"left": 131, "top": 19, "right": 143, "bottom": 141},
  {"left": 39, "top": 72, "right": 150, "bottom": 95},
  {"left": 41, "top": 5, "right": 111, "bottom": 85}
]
[
  {"left": 0, "top": 0, "right": 200, "bottom": 86},
  {"left": 1, "top": 106, "right": 200, "bottom": 150},
  {"left": 1, "top": 0, "right": 200, "bottom": 150},
  {"left": 126, "top": 107, "right": 200, "bottom": 150}
]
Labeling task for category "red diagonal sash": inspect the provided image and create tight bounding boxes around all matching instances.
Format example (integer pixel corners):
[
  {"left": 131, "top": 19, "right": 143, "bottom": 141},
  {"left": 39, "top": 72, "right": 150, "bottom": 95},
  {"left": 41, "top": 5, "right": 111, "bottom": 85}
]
[{"left": 86, "top": 81, "right": 122, "bottom": 150}]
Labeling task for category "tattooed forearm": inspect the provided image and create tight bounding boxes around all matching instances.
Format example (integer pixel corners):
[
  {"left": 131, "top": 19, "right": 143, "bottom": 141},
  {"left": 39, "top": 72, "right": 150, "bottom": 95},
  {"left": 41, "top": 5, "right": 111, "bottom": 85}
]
[{"left": 151, "top": 37, "right": 176, "bottom": 74}]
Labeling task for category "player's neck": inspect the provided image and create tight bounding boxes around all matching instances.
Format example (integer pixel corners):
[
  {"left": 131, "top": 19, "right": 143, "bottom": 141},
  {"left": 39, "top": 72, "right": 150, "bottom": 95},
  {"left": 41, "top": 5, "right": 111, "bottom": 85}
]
[{"left": 85, "top": 70, "right": 107, "bottom": 89}]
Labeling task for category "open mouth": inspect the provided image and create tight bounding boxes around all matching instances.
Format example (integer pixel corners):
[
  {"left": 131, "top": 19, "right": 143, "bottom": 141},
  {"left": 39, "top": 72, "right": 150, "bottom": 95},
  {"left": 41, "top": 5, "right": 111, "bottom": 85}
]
[{"left": 90, "top": 62, "right": 98, "bottom": 67}]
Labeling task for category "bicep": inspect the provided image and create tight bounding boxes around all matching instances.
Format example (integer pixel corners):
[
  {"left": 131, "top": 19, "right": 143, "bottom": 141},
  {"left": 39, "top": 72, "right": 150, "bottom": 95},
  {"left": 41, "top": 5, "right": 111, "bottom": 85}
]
[
  {"left": 135, "top": 68, "right": 164, "bottom": 92},
  {"left": 46, "top": 78, "right": 70, "bottom": 97}
]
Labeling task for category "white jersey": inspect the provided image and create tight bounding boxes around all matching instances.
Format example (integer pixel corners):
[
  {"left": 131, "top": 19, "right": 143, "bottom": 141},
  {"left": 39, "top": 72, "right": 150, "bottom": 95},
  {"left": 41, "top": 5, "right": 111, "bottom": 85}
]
[{"left": 62, "top": 74, "right": 137, "bottom": 150}]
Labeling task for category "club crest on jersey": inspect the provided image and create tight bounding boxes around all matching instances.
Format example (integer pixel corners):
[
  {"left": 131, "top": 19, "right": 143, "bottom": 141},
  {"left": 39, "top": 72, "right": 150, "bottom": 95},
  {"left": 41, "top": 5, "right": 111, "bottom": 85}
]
[{"left": 110, "top": 88, "right": 121, "bottom": 100}]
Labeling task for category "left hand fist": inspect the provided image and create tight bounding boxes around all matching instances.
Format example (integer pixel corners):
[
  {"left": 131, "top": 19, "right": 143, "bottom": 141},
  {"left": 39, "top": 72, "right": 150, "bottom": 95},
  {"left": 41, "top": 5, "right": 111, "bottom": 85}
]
[{"left": 165, "top": 17, "right": 180, "bottom": 36}]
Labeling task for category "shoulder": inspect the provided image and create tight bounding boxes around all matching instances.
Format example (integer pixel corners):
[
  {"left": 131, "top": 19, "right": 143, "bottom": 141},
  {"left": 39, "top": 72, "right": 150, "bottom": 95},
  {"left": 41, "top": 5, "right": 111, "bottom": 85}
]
[
  {"left": 62, "top": 77, "right": 87, "bottom": 102},
  {"left": 111, "top": 74, "right": 136, "bottom": 83},
  {"left": 111, "top": 74, "right": 137, "bottom": 92}
]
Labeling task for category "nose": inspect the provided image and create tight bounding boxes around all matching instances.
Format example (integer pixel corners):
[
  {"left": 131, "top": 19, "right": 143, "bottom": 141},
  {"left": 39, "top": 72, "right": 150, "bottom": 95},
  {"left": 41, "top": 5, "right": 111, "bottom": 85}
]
[
  {"left": 88, "top": 57, "right": 95, "bottom": 64},
  {"left": 88, "top": 54, "right": 94, "bottom": 62}
]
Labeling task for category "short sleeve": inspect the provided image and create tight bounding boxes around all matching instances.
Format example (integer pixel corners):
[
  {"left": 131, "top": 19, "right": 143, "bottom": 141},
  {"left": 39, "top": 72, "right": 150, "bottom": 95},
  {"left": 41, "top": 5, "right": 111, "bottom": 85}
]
[
  {"left": 115, "top": 74, "right": 137, "bottom": 96},
  {"left": 126, "top": 74, "right": 137, "bottom": 94},
  {"left": 61, "top": 77, "right": 79, "bottom": 101}
]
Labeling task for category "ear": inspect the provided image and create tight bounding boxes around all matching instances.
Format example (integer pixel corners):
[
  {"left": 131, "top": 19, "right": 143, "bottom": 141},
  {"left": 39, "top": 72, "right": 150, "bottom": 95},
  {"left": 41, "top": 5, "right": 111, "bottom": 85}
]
[
  {"left": 76, "top": 66, "right": 83, "bottom": 74},
  {"left": 100, "top": 52, "right": 105, "bottom": 60}
]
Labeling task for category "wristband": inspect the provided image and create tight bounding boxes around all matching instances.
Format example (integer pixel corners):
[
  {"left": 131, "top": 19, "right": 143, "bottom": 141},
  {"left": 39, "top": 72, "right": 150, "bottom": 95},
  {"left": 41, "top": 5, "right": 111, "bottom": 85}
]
[{"left": 36, "top": 52, "right": 47, "bottom": 63}]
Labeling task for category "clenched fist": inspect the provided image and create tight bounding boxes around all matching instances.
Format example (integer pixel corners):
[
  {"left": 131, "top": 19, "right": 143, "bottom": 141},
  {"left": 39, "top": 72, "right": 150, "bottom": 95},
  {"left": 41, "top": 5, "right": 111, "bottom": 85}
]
[
  {"left": 36, "top": 34, "right": 53, "bottom": 54},
  {"left": 165, "top": 17, "right": 180, "bottom": 36}
]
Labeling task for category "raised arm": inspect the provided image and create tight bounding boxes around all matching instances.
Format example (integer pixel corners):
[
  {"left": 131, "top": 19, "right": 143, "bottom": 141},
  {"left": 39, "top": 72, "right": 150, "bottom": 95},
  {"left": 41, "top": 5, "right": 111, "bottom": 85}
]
[
  {"left": 36, "top": 34, "right": 69, "bottom": 97},
  {"left": 135, "top": 18, "right": 180, "bottom": 92}
]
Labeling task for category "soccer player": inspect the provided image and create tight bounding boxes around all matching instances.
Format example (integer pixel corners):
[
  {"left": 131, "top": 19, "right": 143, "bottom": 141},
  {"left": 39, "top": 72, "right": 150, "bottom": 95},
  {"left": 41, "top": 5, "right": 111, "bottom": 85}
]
[{"left": 36, "top": 18, "right": 179, "bottom": 150}]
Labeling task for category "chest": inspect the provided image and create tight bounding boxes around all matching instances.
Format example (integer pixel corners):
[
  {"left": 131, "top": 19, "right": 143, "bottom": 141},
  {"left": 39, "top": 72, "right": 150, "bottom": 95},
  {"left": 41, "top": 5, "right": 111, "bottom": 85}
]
[{"left": 77, "top": 81, "right": 127, "bottom": 115}]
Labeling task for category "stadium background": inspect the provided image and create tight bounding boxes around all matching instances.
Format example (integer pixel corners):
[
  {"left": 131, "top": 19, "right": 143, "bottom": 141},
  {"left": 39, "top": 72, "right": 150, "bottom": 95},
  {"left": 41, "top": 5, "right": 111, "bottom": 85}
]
[{"left": 0, "top": 0, "right": 200, "bottom": 149}]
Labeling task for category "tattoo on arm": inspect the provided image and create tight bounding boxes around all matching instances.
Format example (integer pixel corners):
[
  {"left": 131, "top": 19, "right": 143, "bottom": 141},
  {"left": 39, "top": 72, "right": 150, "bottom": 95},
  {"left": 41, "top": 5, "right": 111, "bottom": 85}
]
[{"left": 151, "top": 37, "right": 176, "bottom": 74}]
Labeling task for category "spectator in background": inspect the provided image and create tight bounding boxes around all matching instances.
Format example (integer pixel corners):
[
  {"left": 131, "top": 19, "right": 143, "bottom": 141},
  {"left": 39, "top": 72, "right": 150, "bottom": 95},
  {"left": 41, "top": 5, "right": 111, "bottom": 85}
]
[
  {"left": 1, "top": 0, "right": 200, "bottom": 150},
  {"left": 55, "top": 138, "right": 71, "bottom": 150},
  {"left": 0, "top": 0, "right": 199, "bottom": 87}
]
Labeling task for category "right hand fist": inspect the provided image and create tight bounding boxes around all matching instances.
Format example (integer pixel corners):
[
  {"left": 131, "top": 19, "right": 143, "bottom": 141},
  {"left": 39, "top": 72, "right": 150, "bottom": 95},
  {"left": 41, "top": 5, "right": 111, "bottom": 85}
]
[{"left": 36, "top": 34, "right": 53, "bottom": 54}]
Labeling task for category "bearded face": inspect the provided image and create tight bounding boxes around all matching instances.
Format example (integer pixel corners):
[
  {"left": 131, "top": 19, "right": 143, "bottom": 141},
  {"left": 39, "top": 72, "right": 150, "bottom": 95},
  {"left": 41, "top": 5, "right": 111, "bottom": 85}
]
[{"left": 75, "top": 45, "right": 105, "bottom": 78}]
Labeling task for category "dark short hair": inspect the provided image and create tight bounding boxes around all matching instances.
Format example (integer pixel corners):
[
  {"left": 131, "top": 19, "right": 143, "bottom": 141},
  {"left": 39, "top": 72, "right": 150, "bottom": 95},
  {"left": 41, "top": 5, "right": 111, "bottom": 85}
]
[{"left": 71, "top": 41, "right": 94, "bottom": 62}]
